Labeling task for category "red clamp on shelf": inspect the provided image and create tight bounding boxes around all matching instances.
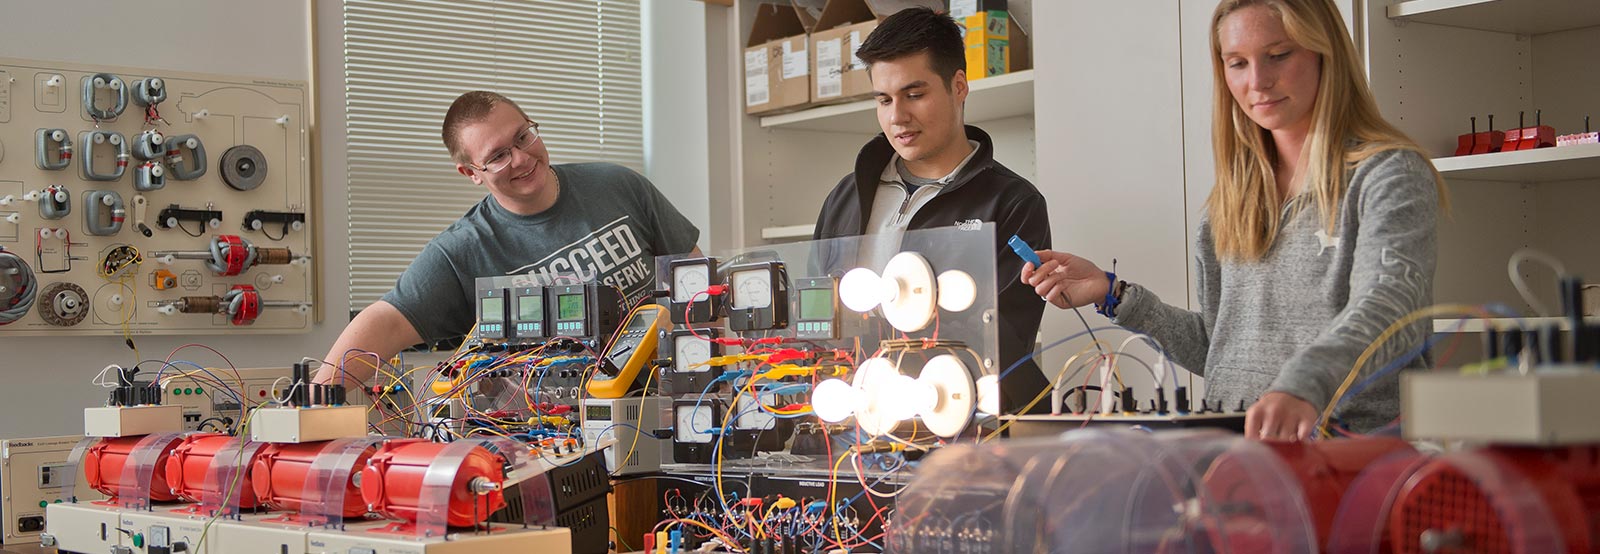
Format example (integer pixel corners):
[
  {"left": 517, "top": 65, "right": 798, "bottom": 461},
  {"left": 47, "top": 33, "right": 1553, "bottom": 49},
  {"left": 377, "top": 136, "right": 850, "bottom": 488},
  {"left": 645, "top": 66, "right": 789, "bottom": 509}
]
[
  {"left": 1506, "top": 111, "right": 1557, "bottom": 151},
  {"left": 1456, "top": 115, "right": 1505, "bottom": 156},
  {"left": 220, "top": 235, "right": 249, "bottom": 276},
  {"left": 230, "top": 285, "right": 260, "bottom": 326}
]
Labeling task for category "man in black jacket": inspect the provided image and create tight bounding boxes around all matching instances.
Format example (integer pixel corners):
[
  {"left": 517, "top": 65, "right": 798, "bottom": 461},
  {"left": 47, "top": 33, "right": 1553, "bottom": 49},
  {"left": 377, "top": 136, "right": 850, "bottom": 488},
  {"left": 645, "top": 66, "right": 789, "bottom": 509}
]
[{"left": 812, "top": 7, "right": 1051, "bottom": 415}]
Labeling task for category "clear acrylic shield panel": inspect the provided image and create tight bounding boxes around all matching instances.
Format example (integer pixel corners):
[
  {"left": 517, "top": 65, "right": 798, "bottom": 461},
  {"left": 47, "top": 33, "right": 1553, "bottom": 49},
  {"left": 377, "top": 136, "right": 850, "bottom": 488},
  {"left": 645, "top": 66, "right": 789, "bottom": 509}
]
[
  {"left": 60, "top": 436, "right": 100, "bottom": 503},
  {"left": 303, "top": 437, "right": 383, "bottom": 527},
  {"left": 1326, "top": 449, "right": 1431, "bottom": 554},
  {"left": 199, "top": 438, "right": 265, "bottom": 517},
  {"left": 1015, "top": 429, "right": 1195, "bottom": 553},
  {"left": 479, "top": 437, "right": 557, "bottom": 525},
  {"left": 414, "top": 439, "right": 487, "bottom": 538},
  {"left": 656, "top": 225, "right": 999, "bottom": 366},
  {"left": 889, "top": 429, "right": 1320, "bottom": 554},
  {"left": 115, "top": 432, "right": 182, "bottom": 510},
  {"left": 889, "top": 435, "right": 1074, "bottom": 552},
  {"left": 1166, "top": 430, "right": 1320, "bottom": 554},
  {"left": 656, "top": 225, "right": 1000, "bottom": 438},
  {"left": 1343, "top": 449, "right": 1568, "bottom": 554}
]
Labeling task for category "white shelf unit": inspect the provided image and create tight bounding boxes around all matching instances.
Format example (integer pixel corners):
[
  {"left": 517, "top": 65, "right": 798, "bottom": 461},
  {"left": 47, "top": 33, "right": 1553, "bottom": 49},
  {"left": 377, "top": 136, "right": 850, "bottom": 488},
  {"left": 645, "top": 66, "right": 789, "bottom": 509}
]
[
  {"left": 759, "top": 70, "right": 1036, "bottom": 133},
  {"left": 715, "top": 0, "right": 1037, "bottom": 249},
  {"left": 1432, "top": 142, "right": 1600, "bottom": 183},
  {"left": 1364, "top": 0, "right": 1600, "bottom": 320},
  {"left": 760, "top": 223, "right": 816, "bottom": 241},
  {"left": 1435, "top": 316, "right": 1600, "bottom": 334},
  {"left": 1386, "top": 0, "right": 1600, "bottom": 35}
]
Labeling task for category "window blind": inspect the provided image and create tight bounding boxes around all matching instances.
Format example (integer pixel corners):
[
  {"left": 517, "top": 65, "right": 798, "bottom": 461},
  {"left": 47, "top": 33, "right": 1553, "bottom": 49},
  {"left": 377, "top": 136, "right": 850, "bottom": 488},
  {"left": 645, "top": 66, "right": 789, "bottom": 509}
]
[{"left": 344, "top": 0, "right": 643, "bottom": 313}]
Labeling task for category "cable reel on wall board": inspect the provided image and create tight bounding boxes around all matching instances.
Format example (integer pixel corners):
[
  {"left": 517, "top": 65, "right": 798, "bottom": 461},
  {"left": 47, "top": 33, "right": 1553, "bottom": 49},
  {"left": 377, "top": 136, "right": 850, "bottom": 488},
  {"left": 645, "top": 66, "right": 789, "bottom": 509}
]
[
  {"left": 0, "top": 250, "right": 39, "bottom": 325},
  {"left": 220, "top": 145, "right": 267, "bottom": 191}
]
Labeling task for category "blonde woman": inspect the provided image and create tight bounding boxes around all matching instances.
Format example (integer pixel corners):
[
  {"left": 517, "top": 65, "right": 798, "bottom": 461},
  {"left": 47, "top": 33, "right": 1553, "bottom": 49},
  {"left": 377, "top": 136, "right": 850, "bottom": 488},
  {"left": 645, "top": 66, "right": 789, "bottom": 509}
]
[{"left": 1023, "top": 0, "right": 1445, "bottom": 440}]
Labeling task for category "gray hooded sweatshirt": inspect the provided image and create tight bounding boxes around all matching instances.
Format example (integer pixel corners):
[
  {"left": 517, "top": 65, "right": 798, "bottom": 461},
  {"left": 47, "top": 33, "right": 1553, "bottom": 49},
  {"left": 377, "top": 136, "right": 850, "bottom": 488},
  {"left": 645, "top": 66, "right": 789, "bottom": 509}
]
[{"left": 1114, "top": 148, "right": 1439, "bottom": 432}]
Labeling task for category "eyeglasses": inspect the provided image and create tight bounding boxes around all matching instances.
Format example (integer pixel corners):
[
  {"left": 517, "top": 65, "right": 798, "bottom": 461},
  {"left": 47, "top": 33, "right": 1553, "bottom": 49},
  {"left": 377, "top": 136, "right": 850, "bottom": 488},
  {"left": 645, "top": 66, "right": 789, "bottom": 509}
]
[{"left": 468, "top": 121, "right": 541, "bottom": 174}]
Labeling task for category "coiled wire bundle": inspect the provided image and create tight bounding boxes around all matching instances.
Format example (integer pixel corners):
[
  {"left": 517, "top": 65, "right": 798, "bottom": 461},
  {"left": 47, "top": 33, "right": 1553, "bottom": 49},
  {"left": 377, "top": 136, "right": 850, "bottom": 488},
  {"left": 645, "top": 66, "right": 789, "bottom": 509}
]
[{"left": 0, "top": 249, "right": 39, "bottom": 325}]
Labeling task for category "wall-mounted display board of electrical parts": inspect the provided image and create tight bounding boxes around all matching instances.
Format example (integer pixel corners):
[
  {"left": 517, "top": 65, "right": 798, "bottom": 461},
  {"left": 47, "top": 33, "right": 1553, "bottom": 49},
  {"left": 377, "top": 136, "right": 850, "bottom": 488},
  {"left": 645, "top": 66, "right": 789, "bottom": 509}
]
[{"left": 0, "top": 57, "right": 314, "bottom": 336}]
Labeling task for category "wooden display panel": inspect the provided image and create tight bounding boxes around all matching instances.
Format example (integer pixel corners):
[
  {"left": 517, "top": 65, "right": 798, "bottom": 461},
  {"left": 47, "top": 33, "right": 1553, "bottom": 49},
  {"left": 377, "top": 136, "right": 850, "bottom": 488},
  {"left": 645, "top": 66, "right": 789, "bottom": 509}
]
[{"left": 0, "top": 57, "right": 313, "bottom": 336}]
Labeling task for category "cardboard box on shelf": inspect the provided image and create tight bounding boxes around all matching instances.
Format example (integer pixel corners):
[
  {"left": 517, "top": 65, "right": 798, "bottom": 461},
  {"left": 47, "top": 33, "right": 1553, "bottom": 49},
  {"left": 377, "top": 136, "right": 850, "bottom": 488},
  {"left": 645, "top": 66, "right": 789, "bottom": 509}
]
[
  {"left": 810, "top": 0, "right": 945, "bottom": 104},
  {"left": 746, "top": 1, "right": 825, "bottom": 115}
]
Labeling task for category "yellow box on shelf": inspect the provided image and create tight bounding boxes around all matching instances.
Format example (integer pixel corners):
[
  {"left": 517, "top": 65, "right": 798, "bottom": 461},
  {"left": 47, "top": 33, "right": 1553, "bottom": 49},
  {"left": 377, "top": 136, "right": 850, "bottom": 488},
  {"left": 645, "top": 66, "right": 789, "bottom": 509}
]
[{"left": 964, "top": 11, "right": 1009, "bottom": 79}]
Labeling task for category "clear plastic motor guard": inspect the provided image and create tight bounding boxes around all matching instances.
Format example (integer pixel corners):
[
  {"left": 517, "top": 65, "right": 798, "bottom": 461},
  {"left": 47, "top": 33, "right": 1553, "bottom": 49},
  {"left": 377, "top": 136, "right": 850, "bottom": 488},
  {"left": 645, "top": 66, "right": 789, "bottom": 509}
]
[
  {"left": 59, "top": 436, "right": 101, "bottom": 503},
  {"left": 1326, "top": 449, "right": 1431, "bottom": 554},
  {"left": 413, "top": 439, "right": 490, "bottom": 537},
  {"left": 302, "top": 437, "right": 384, "bottom": 526},
  {"left": 1383, "top": 450, "right": 1572, "bottom": 554},
  {"left": 114, "top": 432, "right": 184, "bottom": 509},
  {"left": 198, "top": 437, "right": 267, "bottom": 516},
  {"left": 480, "top": 437, "right": 558, "bottom": 526},
  {"left": 360, "top": 439, "right": 509, "bottom": 528}
]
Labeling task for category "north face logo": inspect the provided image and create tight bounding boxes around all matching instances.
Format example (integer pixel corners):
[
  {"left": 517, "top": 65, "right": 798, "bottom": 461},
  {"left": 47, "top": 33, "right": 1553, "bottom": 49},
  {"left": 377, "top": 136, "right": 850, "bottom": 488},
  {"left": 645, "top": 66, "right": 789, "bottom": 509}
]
[{"left": 955, "top": 219, "right": 982, "bottom": 230}]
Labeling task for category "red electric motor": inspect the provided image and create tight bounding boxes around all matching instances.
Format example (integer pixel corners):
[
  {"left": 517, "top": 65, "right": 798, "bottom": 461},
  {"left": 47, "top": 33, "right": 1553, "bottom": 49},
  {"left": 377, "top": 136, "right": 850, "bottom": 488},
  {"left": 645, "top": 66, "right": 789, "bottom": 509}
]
[
  {"left": 1201, "top": 437, "right": 1416, "bottom": 552},
  {"left": 250, "top": 440, "right": 377, "bottom": 518},
  {"left": 1386, "top": 445, "right": 1600, "bottom": 554},
  {"left": 358, "top": 439, "right": 509, "bottom": 528},
  {"left": 84, "top": 435, "right": 183, "bottom": 503},
  {"left": 164, "top": 433, "right": 264, "bottom": 507},
  {"left": 1262, "top": 438, "right": 1417, "bottom": 543}
]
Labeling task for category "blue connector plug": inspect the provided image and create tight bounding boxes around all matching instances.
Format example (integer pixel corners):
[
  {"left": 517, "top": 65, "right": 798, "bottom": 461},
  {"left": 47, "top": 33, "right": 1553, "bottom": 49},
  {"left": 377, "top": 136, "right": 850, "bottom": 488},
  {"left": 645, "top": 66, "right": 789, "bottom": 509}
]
[{"left": 1008, "top": 234, "right": 1042, "bottom": 267}]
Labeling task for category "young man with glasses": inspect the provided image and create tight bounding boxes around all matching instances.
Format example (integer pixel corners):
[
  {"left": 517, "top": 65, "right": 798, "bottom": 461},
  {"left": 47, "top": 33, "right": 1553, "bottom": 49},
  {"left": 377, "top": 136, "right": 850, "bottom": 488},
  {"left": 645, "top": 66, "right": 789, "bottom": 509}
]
[
  {"left": 812, "top": 8, "right": 1052, "bottom": 414},
  {"left": 317, "top": 91, "right": 700, "bottom": 385}
]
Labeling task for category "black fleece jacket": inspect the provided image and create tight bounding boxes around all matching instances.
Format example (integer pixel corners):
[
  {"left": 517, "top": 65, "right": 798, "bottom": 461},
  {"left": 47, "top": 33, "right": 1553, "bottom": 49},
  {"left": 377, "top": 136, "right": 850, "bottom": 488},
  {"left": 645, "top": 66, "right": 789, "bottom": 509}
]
[{"left": 812, "top": 125, "right": 1052, "bottom": 415}]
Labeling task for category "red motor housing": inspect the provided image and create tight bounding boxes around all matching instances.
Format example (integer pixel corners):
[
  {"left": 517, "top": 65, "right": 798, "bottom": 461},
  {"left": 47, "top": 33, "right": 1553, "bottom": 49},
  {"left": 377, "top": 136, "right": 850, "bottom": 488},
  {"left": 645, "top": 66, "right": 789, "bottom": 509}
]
[
  {"left": 164, "top": 433, "right": 263, "bottom": 507},
  {"left": 250, "top": 441, "right": 375, "bottom": 517},
  {"left": 358, "top": 439, "right": 508, "bottom": 528},
  {"left": 1202, "top": 437, "right": 1416, "bottom": 552},
  {"left": 1263, "top": 438, "right": 1417, "bottom": 543},
  {"left": 1387, "top": 445, "right": 1600, "bottom": 554},
  {"left": 84, "top": 435, "right": 183, "bottom": 502}
]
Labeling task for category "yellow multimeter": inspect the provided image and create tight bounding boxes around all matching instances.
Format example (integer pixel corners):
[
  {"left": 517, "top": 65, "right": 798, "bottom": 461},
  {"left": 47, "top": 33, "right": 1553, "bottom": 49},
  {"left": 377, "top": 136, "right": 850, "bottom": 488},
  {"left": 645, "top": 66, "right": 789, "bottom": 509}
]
[{"left": 587, "top": 304, "right": 670, "bottom": 399}]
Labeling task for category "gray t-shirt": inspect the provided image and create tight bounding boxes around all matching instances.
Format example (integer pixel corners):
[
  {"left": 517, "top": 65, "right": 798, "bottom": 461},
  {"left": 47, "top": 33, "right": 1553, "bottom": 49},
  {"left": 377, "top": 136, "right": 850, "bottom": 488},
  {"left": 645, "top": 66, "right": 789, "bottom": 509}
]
[
  {"left": 381, "top": 162, "right": 700, "bottom": 343},
  {"left": 1114, "top": 148, "right": 1438, "bottom": 432}
]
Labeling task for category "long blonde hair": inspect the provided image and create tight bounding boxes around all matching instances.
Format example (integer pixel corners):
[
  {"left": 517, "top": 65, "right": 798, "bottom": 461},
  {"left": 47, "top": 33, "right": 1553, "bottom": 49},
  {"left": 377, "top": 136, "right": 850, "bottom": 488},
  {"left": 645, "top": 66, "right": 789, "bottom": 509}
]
[{"left": 1206, "top": 0, "right": 1445, "bottom": 261}]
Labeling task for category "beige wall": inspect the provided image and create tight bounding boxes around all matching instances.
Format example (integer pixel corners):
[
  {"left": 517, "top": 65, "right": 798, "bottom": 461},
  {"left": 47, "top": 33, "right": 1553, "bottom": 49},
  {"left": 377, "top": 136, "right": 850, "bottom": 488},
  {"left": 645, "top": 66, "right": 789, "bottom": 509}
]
[{"left": 0, "top": 0, "right": 345, "bottom": 438}]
